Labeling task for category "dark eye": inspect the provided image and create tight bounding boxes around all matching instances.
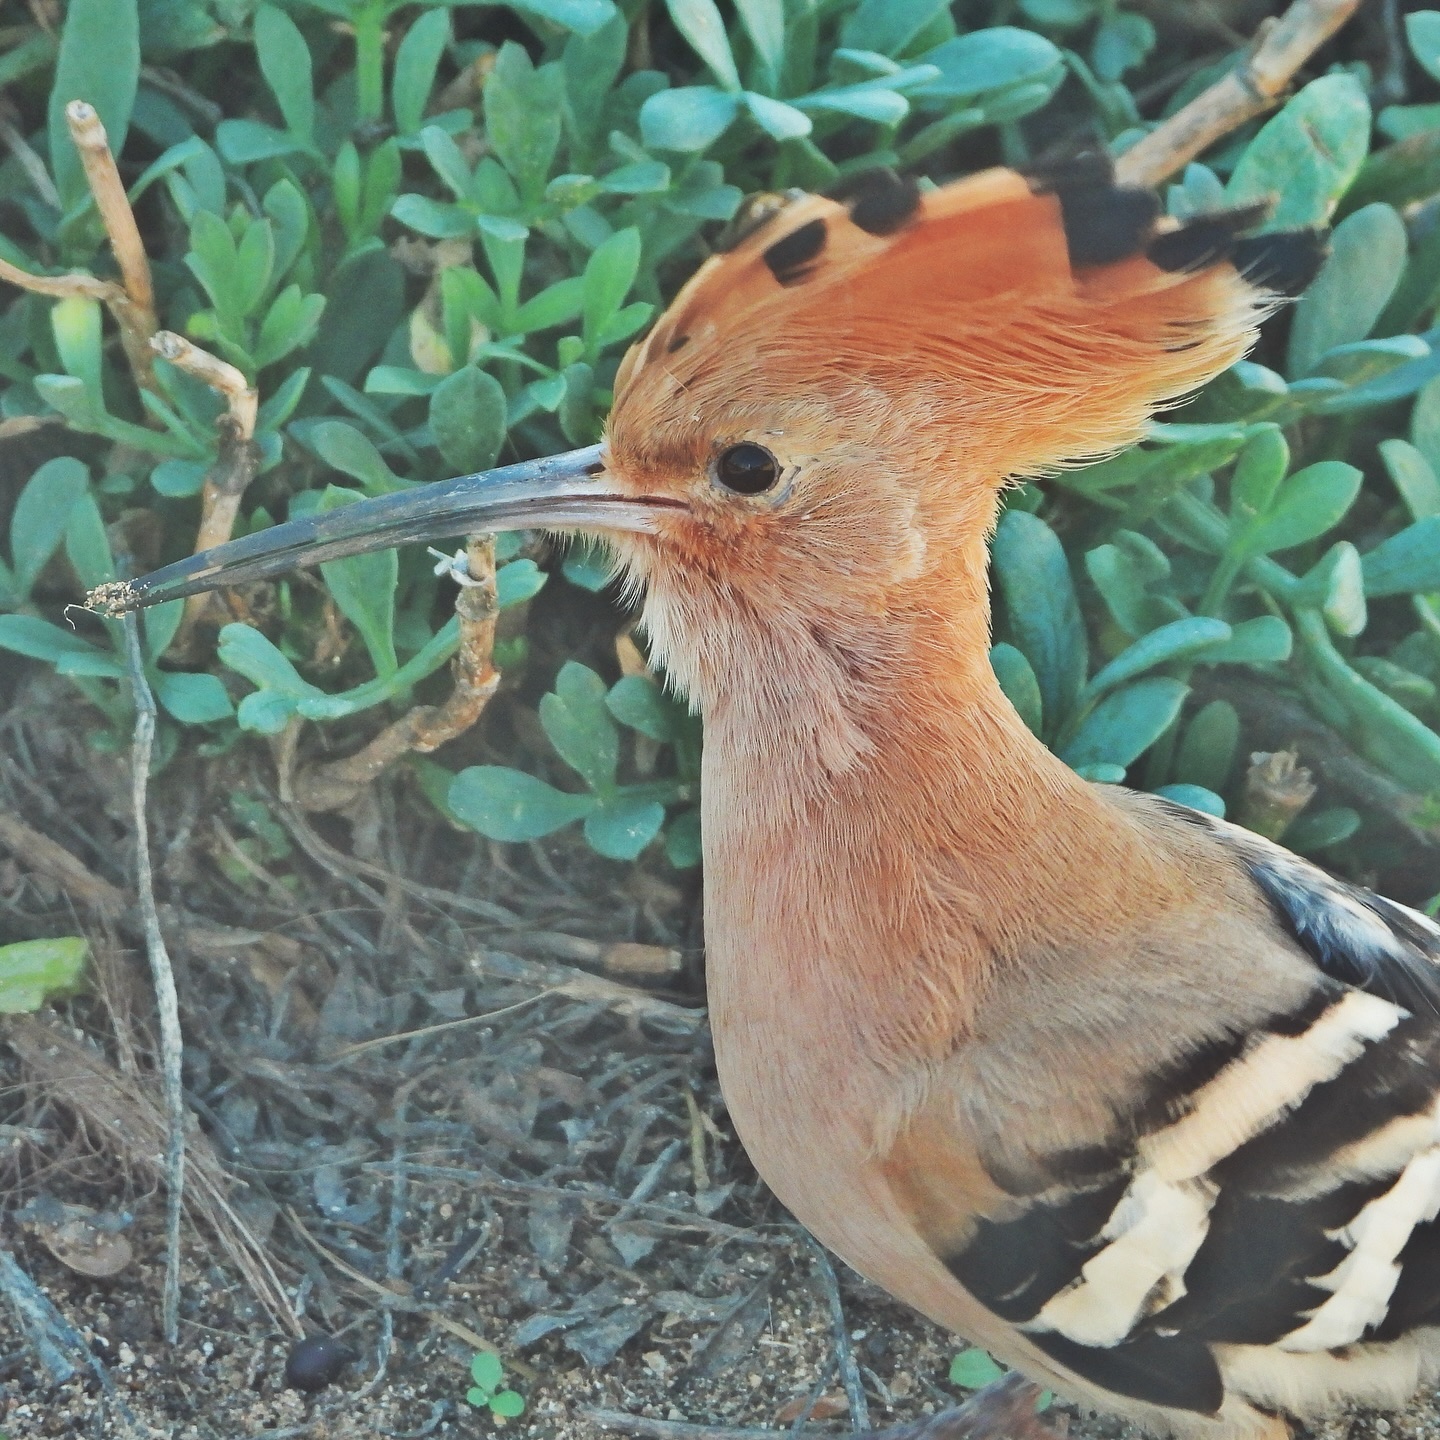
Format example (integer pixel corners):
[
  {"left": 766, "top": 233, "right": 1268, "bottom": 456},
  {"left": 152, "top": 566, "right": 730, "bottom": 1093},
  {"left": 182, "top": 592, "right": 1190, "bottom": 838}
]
[{"left": 714, "top": 442, "right": 781, "bottom": 496}]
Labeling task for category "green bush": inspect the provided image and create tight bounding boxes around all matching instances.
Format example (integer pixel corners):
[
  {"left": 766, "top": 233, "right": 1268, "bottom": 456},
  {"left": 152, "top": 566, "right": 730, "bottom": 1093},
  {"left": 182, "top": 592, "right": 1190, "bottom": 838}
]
[{"left": 0, "top": 0, "right": 1437, "bottom": 905}]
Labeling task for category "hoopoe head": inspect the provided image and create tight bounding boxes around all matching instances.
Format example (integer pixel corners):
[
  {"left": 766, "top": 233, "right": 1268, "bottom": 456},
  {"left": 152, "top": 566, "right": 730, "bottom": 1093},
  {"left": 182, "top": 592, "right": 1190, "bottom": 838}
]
[{"left": 94, "top": 158, "right": 1322, "bottom": 707}]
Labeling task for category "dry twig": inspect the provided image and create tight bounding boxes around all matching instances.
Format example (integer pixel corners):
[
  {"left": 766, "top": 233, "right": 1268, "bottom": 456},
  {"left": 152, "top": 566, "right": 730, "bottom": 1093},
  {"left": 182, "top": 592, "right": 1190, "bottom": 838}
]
[
  {"left": 5, "top": 1016, "right": 299, "bottom": 1335},
  {"left": 120, "top": 613, "right": 186, "bottom": 1344},
  {"left": 291, "top": 535, "right": 503, "bottom": 811},
  {"left": 1115, "top": 0, "right": 1367, "bottom": 188},
  {"left": 148, "top": 330, "right": 263, "bottom": 650},
  {"left": 0, "top": 101, "right": 159, "bottom": 393}
]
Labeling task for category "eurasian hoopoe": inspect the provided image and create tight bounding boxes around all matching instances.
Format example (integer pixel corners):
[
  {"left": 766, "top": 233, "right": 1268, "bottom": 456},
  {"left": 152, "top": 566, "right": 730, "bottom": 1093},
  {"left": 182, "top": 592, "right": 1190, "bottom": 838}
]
[{"left": 96, "top": 159, "right": 1440, "bottom": 1440}]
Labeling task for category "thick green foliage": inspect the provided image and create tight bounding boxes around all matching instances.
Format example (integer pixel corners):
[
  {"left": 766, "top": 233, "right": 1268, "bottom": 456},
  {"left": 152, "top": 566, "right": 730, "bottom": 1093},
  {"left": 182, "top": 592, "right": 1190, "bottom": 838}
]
[{"left": 0, "top": 0, "right": 1437, "bottom": 906}]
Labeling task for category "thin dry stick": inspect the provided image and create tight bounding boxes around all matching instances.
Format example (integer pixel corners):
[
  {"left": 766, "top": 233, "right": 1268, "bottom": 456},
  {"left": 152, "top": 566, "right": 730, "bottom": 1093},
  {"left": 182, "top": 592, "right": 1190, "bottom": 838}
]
[
  {"left": 0, "top": 100, "right": 158, "bottom": 391},
  {"left": 800, "top": 1231, "right": 870, "bottom": 1431},
  {"left": 291, "top": 534, "right": 503, "bottom": 812},
  {"left": 65, "top": 101, "right": 156, "bottom": 352},
  {"left": 120, "top": 612, "right": 185, "bottom": 1345},
  {"left": 1115, "top": 0, "right": 1368, "bottom": 189},
  {"left": 149, "top": 331, "right": 261, "bottom": 647}
]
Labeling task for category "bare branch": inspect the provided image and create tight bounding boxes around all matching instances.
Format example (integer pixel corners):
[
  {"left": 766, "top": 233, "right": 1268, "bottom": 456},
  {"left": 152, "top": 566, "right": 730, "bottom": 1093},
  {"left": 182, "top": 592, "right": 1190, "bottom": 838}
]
[
  {"left": 1115, "top": 0, "right": 1367, "bottom": 189},
  {"left": 292, "top": 535, "right": 502, "bottom": 812},
  {"left": 63, "top": 100, "right": 160, "bottom": 389}
]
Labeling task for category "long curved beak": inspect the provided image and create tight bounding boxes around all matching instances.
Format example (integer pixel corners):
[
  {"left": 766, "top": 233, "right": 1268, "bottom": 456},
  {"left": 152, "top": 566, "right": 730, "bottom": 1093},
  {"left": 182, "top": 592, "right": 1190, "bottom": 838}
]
[{"left": 87, "top": 445, "right": 674, "bottom": 615}]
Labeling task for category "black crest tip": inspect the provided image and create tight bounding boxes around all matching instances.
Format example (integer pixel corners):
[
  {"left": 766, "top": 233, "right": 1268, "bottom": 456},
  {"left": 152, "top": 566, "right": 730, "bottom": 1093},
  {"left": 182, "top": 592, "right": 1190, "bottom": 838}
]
[
  {"left": 1230, "top": 230, "right": 1330, "bottom": 298},
  {"left": 1021, "top": 150, "right": 1164, "bottom": 268},
  {"left": 762, "top": 217, "right": 828, "bottom": 286},
  {"left": 825, "top": 166, "right": 922, "bottom": 236}
]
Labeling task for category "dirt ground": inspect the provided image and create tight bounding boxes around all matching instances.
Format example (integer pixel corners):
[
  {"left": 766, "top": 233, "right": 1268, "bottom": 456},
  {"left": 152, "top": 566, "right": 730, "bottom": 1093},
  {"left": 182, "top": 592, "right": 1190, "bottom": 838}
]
[{"left": 3, "top": 655, "right": 1440, "bottom": 1440}]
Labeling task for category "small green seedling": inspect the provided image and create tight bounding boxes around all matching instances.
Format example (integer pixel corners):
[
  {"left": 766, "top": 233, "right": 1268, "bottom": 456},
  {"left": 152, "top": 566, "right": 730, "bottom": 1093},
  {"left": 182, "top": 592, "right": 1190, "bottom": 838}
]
[
  {"left": 0, "top": 937, "right": 89, "bottom": 1014},
  {"left": 466, "top": 1351, "right": 524, "bottom": 1420},
  {"left": 949, "top": 1348, "right": 1052, "bottom": 1410}
]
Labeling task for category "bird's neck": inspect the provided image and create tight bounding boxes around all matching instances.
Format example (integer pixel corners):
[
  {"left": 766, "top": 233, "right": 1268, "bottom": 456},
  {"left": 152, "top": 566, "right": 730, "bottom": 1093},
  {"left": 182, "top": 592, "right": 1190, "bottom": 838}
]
[{"left": 654, "top": 536, "right": 1177, "bottom": 1059}]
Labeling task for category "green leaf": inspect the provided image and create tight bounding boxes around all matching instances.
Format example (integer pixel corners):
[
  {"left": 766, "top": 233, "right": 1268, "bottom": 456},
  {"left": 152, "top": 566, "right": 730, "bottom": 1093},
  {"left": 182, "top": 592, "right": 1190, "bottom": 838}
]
[
  {"left": 734, "top": 0, "right": 784, "bottom": 81},
  {"left": 215, "top": 117, "right": 306, "bottom": 164},
  {"left": 1297, "top": 609, "right": 1440, "bottom": 791},
  {"left": 513, "top": 277, "right": 585, "bottom": 333},
  {"left": 1226, "top": 74, "right": 1371, "bottom": 229},
  {"left": 155, "top": 670, "right": 234, "bottom": 724},
  {"left": 743, "top": 91, "right": 812, "bottom": 139},
  {"left": 1297, "top": 542, "right": 1367, "bottom": 638},
  {"left": 489, "top": 1390, "right": 526, "bottom": 1419},
  {"left": 470, "top": 1353, "right": 504, "bottom": 1391},
  {"left": 151, "top": 459, "right": 209, "bottom": 497},
  {"left": 540, "top": 661, "right": 618, "bottom": 789},
  {"left": 486, "top": 43, "right": 564, "bottom": 201},
  {"left": 512, "top": 0, "right": 616, "bottom": 33},
  {"left": 1195, "top": 615, "right": 1293, "bottom": 665},
  {"left": 992, "top": 510, "right": 1087, "bottom": 736},
  {"left": 562, "top": 541, "right": 610, "bottom": 592},
  {"left": 1061, "top": 677, "right": 1189, "bottom": 771},
  {"left": 1230, "top": 428, "right": 1289, "bottom": 521},
  {"left": 316, "top": 487, "right": 398, "bottom": 676},
  {"left": 1380, "top": 438, "right": 1440, "bottom": 521},
  {"left": 254, "top": 5, "right": 313, "bottom": 142},
  {"left": 144, "top": 600, "right": 184, "bottom": 660},
  {"left": 640, "top": 86, "right": 740, "bottom": 151},
  {"left": 606, "top": 674, "right": 681, "bottom": 741},
  {"left": 393, "top": 9, "right": 450, "bottom": 135},
  {"left": 585, "top": 794, "right": 666, "bottom": 859},
  {"left": 842, "top": 0, "right": 948, "bottom": 57},
  {"left": 1084, "top": 617, "right": 1232, "bottom": 701},
  {"left": 1287, "top": 204, "right": 1407, "bottom": 376},
  {"left": 664, "top": 0, "right": 740, "bottom": 89},
  {"left": 990, "top": 643, "right": 1043, "bottom": 737},
  {"left": 0, "top": 937, "right": 89, "bottom": 1014},
  {"left": 309, "top": 420, "right": 401, "bottom": 494},
  {"left": 64, "top": 493, "right": 114, "bottom": 589},
  {"left": 389, "top": 193, "right": 474, "bottom": 239},
  {"left": 217, "top": 622, "right": 319, "bottom": 699},
  {"left": 1240, "top": 461, "right": 1363, "bottom": 557},
  {"left": 11, "top": 457, "right": 89, "bottom": 598},
  {"left": 421, "top": 125, "right": 474, "bottom": 201},
  {"left": 1406, "top": 10, "right": 1440, "bottom": 83},
  {"left": 583, "top": 227, "right": 642, "bottom": 342},
  {"left": 665, "top": 807, "right": 702, "bottom": 868},
  {"left": 48, "top": 0, "right": 140, "bottom": 210},
  {"left": 1286, "top": 806, "right": 1362, "bottom": 853},
  {"left": 1063, "top": 432, "right": 1249, "bottom": 499},
  {"left": 52, "top": 295, "right": 103, "bottom": 400},
  {"left": 1361, "top": 517, "right": 1440, "bottom": 596},
  {"left": 1154, "top": 784, "right": 1224, "bottom": 817},
  {"left": 234, "top": 217, "right": 276, "bottom": 318},
  {"left": 949, "top": 1349, "right": 1005, "bottom": 1390},
  {"left": 186, "top": 209, "right": 244, "bottom": 328},
  {"left": 449, "top": 766, "right": 595, "bottom": 841},
  {"left": 1175, "top": 699, "right": 1239, "bottom": 793},
  {"left": 430, "top": 367, "right": 506, "bottom": 474},
  {"left": 264, "top": 178, "right": 310, "bottom": 282},
  {"left": 255, "top": 286, "right": 325, "bottom": 369},
  {"left": 913, "top": 27, "right": 1061, "bottom": 104},
  {"left": 0, "top": 614, "right": 109, "bottom": 664},
  {"left": 497, "top": 558, "right": 547, "bottom": 608},
  {"left": 1091, "top": 9, "right": 1153, "bottom": 80}
]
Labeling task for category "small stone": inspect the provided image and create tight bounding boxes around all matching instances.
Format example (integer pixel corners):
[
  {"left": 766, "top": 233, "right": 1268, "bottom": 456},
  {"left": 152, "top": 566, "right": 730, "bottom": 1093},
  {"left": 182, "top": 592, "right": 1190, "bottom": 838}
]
[{"left": 284, "top": 1335, "right": 353, "bottom": 1392}]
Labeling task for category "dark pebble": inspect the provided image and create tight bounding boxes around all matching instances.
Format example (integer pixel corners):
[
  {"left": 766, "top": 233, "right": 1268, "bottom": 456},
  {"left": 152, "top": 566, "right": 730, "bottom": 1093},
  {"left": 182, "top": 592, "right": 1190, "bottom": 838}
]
[{"left": 284, "top": 1335, "right": 353, "bottom": 1392}]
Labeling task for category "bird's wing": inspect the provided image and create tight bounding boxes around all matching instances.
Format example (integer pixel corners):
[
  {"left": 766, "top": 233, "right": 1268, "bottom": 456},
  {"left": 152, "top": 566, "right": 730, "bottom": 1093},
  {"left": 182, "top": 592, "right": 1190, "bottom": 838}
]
[{"left": 910, "top": 801, "right": 1440, "bottom": 1422}]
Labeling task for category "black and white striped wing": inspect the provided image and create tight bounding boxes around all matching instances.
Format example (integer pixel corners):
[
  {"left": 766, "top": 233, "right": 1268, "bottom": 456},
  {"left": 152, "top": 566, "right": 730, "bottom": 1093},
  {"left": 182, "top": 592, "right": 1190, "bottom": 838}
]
[{"left": 943, "top": 812, "right": 1440, "bottom": 1422}]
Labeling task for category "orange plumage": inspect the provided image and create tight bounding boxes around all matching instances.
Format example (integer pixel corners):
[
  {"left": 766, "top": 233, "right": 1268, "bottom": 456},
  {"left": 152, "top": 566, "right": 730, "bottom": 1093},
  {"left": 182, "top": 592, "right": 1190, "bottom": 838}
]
[{"left": 104, "top": 162, "right": 1440, "bottom": 1440}]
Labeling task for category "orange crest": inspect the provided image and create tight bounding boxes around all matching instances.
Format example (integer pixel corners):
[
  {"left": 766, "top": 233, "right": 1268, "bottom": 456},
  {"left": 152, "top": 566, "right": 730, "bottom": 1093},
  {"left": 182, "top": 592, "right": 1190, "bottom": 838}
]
[{"left": 609, "top": 158, "right": 1323, "bottom": 488}]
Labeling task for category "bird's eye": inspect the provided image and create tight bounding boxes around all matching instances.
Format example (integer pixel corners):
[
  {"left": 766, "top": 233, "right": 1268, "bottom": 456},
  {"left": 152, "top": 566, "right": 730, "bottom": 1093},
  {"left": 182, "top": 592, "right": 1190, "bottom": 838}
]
[{"left": 713, "top": 443, "right": 781, "bottom": 496}]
